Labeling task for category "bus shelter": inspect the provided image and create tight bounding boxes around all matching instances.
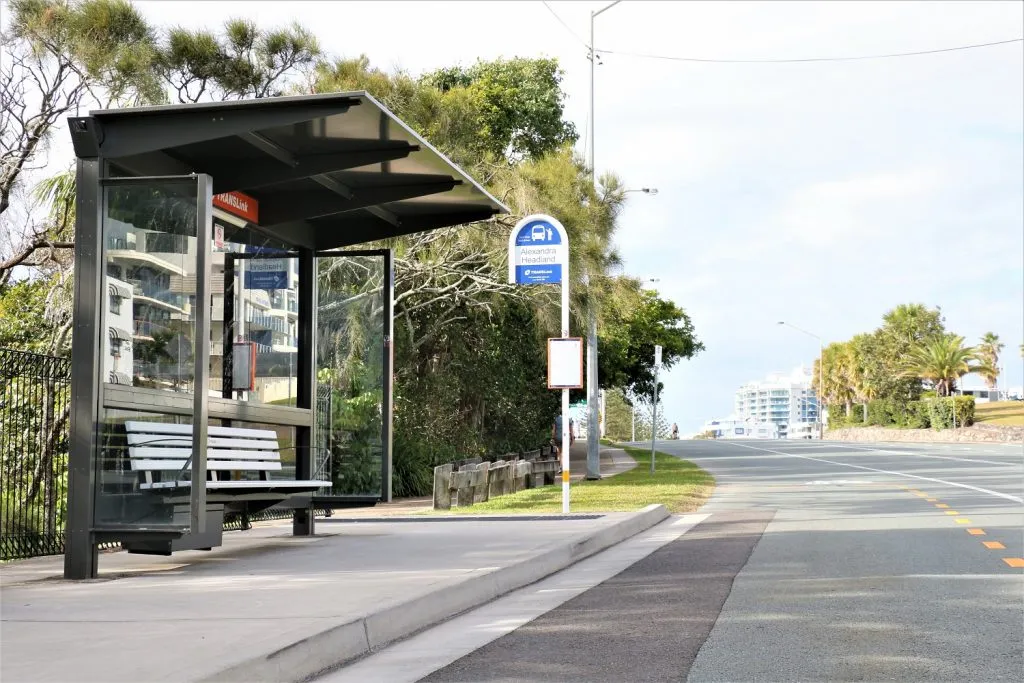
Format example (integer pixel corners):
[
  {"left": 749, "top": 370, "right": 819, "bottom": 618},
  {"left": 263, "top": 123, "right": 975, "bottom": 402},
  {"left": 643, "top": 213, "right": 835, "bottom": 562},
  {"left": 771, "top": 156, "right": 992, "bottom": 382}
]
[{"left": 63, "top": 92, "right": 508, "bottom": 579}]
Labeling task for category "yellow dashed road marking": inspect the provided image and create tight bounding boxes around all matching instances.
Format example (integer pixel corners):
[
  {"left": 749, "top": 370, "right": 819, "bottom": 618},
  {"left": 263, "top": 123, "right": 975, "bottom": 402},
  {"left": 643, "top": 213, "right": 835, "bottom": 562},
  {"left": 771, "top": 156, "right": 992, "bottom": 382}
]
[
  {"left": 914, "top": 492, "right": 928, "bottom": 497},
  {"left": 936, "top": 504, "right": 950, "bottom": 509},
  {"left": 983, "top": 541, "right": 1006, "bottom": 549},
  {"left": 944, "top": 511, "right": 959, "bottom": 515},
  {"left": 1003, "top": 558, "right": 1024, "bottom": 568},
  {"left": 967, "top": 529, "right": 986, "bottom": 535},
  {"left": 926, "top": 498, "right": 938, "bottom": 502},
  {"left": 954, "top": 518, "right": 971, "bottom": 524}
]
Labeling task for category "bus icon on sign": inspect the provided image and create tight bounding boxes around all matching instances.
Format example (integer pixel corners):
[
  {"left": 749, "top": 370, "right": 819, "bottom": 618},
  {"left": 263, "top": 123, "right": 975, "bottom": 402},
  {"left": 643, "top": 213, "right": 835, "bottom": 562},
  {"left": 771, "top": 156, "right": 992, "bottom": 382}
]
[{"left": 531, "top": 225, "right": 546, "bottom": 241}]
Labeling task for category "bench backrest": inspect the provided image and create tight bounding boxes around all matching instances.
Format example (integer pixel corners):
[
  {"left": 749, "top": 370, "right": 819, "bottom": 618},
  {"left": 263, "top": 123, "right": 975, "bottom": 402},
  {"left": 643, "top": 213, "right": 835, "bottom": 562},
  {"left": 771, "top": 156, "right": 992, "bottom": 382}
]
[{"left": 124, "top": 421, "right": 282, "bottom": 475}]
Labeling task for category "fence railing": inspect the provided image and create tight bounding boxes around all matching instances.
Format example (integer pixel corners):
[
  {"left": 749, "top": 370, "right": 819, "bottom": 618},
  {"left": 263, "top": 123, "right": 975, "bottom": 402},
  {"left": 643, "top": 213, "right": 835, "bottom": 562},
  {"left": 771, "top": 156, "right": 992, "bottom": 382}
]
[{"left": 0, "top": 348, "right": 72, "bottom": 560}]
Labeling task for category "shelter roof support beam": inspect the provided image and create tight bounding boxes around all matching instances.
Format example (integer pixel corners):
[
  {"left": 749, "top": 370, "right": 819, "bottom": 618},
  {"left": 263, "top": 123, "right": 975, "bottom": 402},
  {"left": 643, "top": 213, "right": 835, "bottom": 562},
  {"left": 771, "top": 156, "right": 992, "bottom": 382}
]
[
  {"left": 206, "top": 143, "right": 420, "bottom": 194},
  {"left": 313, "top": 207, "right": 498, "bottom": 249},
  {"left": 259, "top": 179, "right": 461, "bottom": 225}
]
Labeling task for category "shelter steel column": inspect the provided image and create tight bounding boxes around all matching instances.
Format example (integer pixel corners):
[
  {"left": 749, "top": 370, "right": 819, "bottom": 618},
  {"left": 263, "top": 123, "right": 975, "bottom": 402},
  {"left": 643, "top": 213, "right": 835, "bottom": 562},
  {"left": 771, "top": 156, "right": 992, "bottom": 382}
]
[
  {"left": 64, "top": 158, "right": 103, "bottom": 580},
  {"left": 190, "top": 174, "right": 214, "bottom": 534},
  {"left": 294, "top": 247, "right": 316, "bottom": 535}
]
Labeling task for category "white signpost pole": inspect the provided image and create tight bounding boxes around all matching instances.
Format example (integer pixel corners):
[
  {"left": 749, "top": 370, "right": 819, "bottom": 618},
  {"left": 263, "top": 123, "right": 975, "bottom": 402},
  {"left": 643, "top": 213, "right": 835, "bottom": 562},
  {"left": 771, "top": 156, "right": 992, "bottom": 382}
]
[
  {"left": 509, "top": 214, "right": 573, "bottom": 513},
  {"left": 559, "top": 262, "right": 570, "bottom": 513}
]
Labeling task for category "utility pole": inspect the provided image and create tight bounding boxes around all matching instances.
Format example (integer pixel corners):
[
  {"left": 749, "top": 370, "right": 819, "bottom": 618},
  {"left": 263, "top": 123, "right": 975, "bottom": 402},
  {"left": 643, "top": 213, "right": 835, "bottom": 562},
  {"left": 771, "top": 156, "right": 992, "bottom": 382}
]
[{"left": 585, "top": 0, "right": 622, "bottom": 480}]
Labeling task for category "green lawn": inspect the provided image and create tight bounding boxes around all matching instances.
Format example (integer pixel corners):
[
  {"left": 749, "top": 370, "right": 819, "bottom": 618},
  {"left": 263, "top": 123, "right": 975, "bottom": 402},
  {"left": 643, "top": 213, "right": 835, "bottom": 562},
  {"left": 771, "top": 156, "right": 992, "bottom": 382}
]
[
  {"left": 974, "top": 400, "right": 1024, "bottom": 426},
  {"left": 435, "top": 447, "right": 714, "bottom": 515}
]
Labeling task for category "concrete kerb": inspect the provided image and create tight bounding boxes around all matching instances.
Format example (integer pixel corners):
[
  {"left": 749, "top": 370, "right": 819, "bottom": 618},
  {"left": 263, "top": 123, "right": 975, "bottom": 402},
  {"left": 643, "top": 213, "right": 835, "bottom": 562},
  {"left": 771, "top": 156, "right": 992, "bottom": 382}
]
[{"left": 202, "top": 504, "right": 670, "bottom": 683}]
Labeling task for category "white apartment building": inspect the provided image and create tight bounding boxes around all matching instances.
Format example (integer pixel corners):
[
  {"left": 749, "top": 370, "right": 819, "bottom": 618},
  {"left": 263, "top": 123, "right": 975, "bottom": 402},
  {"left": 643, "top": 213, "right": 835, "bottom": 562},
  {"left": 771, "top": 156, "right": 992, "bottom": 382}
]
[{"left": 734, "top": 366, "right": 820, "bottom": 439}]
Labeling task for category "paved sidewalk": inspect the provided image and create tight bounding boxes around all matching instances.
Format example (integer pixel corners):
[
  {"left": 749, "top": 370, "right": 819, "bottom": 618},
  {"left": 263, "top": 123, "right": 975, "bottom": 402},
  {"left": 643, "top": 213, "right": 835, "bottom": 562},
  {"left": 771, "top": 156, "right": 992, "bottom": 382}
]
[
  {"left": 568, "top": 442, "right": 636, "bottom": 482},
  {"left": 1, "top": 504, "right": 666, "bottom": 683}
]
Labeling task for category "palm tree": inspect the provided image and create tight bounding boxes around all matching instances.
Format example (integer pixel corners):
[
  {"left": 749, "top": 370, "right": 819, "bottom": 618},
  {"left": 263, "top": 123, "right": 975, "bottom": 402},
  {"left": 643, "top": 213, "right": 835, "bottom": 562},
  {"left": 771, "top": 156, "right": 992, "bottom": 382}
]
[
  {"left": 901, "top": 334, "right": 987, "bottom": 397},
  {"left": 977, "top": 332, "right": 1004, "bottom": 389}
]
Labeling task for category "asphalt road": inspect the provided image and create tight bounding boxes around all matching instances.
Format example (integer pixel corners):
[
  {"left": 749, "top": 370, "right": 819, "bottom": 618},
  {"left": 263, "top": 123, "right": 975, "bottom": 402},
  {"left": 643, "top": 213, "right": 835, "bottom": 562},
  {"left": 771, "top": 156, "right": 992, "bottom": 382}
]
[{"left": 328, "top": 439, "right": 1024, "bottom": 682}]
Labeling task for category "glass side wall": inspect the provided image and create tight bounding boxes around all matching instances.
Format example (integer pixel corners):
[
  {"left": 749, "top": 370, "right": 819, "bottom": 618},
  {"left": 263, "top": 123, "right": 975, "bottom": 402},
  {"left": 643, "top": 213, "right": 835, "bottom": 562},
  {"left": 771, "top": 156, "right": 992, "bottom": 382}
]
[
  {"left": 99, "top": 178, "right": 201, "bottom": 528},
  {"left": 315, "top": 254, "right": 385, "bottom": 498},
  {"left": 104, "top": 181, "right": 200, "bottom": 392}
]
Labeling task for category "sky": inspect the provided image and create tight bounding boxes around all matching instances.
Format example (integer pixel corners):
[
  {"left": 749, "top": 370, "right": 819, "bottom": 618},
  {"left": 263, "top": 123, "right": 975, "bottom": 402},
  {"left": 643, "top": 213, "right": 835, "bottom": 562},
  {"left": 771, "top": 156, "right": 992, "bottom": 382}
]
[{"left": 19, "top": 0, "right": 1024, "bottom": 434}]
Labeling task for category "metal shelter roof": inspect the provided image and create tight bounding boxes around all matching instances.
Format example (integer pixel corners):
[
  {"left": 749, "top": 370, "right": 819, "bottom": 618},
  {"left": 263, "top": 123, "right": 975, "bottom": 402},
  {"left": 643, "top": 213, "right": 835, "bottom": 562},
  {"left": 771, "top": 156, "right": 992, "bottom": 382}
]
[{"left": 68, "top": 92, "right": 509, "bottom": 249}]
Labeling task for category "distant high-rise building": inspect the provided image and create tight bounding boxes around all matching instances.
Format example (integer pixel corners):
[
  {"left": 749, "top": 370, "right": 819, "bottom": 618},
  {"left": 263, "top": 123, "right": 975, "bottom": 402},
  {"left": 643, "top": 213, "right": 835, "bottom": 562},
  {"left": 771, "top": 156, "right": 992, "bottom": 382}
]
[{"left": 734, "top": 366, "right": 819, "bottom": 439}]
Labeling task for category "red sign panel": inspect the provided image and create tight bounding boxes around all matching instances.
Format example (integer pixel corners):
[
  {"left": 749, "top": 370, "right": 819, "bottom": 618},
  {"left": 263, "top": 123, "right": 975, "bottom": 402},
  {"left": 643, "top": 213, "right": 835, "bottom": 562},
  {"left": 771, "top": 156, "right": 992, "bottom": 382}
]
[{"left": 213, "top": 191, "right": 259, "bottom": 223}]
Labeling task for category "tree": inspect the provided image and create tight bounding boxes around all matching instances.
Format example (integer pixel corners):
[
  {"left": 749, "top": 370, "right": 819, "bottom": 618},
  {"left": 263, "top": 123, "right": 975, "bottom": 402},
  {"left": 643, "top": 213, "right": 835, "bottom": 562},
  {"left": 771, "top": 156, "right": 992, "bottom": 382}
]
[
  {"left": 1, "top": 0, "right": 163, "bottom": 279},
  {"left": 598, "top": 285, "right": 704, "bottom": 400},
  {"left": 860, "top": 303, "right": 946, "bottom": 403},
  {"left": 156, "top": 19, "right": 320, "bottom": 103},
  {"left": 602, "top": 389, "right": 634, "bottom": 442},
  {"left": 814, "top": 342, "right": 850, "bottom": 416},
  {"left": 633, "top": 399, "right": 670, "bottom": 441},
  {"left": 977, "top": 332, "right": 1003, "bottom": 389},
  {"left": 422, "top": 58, "right": 578, "bottom": 162},
  {"left": 901, "top": 334, "right": 986, "bottom": 397}
]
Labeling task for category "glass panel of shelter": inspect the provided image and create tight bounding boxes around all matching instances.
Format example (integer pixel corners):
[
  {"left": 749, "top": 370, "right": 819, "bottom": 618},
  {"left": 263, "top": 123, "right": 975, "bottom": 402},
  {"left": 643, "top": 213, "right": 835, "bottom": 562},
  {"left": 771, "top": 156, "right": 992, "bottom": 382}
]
[
  {"left": 98, "top": 177, "right": 201, "bottom": 529},
  {"left": 314, "top": 252, "right": 387, "bottom": 500},
  {"left": 97, "top": 179, "right": 391, "bottom": 529}
]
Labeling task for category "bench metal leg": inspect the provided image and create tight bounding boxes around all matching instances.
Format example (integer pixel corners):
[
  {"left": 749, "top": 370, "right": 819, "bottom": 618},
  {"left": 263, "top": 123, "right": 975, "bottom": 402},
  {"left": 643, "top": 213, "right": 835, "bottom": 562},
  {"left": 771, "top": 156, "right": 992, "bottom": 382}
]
[{"left": 293, "top": 506, "right": 315, "bottom": 536}]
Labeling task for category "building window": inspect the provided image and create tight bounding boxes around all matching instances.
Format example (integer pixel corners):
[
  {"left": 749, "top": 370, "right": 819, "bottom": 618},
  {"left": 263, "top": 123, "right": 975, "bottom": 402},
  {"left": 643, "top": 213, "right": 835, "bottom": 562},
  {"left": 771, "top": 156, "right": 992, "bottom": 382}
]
[{"left": 109, "top": 293, "right": 121, "bottom": 315}]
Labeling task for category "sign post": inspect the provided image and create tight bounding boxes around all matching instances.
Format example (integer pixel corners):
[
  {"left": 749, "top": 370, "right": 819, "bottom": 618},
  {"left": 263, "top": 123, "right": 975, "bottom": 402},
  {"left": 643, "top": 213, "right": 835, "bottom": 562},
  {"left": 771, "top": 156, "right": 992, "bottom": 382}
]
[
  {"left": 651, "top": 345, "right": 662, "bottom": 474},
  {"left": 509, "top": 214, "right": 574, "bottom": 512}
]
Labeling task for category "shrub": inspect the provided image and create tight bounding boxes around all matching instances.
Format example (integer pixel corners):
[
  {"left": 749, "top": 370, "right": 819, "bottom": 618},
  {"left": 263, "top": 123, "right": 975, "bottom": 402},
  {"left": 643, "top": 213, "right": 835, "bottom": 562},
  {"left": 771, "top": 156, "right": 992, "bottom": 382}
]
[
  {"left": 953, "top": 395, "right": 975, "bottom": 427},
  {"left": 926, "top": 396, "right": 974, "bottom": 430},
  {"left": 867, "top": 399, "right": 896, "bottom": 426},
  {"left": 903, "top": 401, "right": 931, "bottom": 429}
]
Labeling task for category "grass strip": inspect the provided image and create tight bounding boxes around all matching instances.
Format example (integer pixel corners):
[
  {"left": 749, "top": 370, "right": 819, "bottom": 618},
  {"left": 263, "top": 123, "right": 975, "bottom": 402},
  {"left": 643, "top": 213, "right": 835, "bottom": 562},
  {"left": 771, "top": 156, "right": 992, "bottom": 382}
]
[{"left": 434, "top": 447, "right": 714, "bottom": 515}]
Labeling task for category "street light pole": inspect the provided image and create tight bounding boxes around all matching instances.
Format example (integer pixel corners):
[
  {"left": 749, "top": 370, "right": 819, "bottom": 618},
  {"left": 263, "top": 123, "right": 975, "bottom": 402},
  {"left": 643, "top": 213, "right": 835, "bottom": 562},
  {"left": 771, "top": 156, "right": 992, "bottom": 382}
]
[
  {"left": 778, "top": 321, "right": 824, "bottom": 438},
  {"left": 585, "top": 0, "right": 623, "bottom": 481}
]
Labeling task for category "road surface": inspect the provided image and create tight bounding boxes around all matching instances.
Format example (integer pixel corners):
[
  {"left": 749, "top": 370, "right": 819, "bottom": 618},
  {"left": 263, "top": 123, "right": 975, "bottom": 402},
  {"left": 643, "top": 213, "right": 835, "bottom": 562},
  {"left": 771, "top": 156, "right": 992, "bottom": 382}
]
[{"left": 320, "top": 439, "right": 1024, "bottom": 682}]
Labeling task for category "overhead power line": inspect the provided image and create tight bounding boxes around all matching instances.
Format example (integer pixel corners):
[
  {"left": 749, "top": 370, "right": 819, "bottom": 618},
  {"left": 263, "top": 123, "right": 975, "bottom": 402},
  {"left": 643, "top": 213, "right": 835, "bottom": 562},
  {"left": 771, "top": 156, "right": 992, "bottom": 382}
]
[
  {"left": 595, "top": 38, "right": 1023, "bottom": 64},
  {"left": 536, "top": 4, "right": 1022, "bottom": 64},
  {"left": 541, "top": 1, "right": 587, "bottom": 47}
]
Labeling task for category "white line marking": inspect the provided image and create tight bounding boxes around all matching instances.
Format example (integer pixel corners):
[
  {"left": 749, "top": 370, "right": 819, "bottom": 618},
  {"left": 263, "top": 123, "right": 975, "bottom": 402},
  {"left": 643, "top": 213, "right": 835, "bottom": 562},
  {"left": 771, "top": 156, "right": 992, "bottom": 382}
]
[
  {"left": 819, "top": 443, "right": 1019, "bottom": 467},
  {"left": 713, "top": 441, "right": 1024, "bottom": 504}
]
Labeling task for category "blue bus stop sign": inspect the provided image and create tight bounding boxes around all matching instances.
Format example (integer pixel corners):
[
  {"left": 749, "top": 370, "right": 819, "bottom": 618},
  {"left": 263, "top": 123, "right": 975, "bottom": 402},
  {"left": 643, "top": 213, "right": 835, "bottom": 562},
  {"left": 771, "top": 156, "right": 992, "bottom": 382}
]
[{"left": 508, "top": 216, "right": 567, "bottom": 285}]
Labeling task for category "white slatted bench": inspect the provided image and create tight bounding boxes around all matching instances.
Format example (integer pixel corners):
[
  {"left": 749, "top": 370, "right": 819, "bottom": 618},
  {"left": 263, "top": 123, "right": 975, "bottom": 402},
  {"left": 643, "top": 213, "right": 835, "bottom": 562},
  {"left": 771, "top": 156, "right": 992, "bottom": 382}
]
[
  {"left": 126, "top": 421, "right": 329, "bottom": 495},
  {"left": 120, "top": 421, "right": 329, "bottom": 555}
]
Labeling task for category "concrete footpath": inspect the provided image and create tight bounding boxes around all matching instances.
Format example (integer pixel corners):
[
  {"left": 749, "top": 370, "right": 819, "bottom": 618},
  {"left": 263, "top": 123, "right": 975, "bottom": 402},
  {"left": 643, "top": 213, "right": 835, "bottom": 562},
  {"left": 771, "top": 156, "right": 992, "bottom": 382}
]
[{"left": 1, "top": 449, "right": 654, "bottom": 683}]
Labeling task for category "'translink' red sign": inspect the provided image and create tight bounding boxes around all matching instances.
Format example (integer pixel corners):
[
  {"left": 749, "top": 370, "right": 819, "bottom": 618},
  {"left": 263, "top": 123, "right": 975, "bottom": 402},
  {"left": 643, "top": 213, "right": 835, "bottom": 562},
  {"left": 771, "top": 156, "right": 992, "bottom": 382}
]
[{"left": 213, "top": 191, "right": 259, "bottom": 223}]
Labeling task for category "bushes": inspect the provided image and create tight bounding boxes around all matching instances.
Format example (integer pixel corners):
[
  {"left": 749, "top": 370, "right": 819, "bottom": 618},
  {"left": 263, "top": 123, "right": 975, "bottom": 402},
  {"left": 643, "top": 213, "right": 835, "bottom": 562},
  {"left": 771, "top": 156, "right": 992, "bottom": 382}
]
[
  {"left": 826, "top": 404, "right": 863, "bottom": 430},
  {"left": 855, "top": 396, "right": 974, "bottom": 430},
  {"left": 867, "top": 399, "right": 897, "bottom": 426},
  {"left": 927, "top": 396, "right": 975, "bottom": 430},
  {"left": 903, "top": 401, "right": 931, "bottom": 429}
]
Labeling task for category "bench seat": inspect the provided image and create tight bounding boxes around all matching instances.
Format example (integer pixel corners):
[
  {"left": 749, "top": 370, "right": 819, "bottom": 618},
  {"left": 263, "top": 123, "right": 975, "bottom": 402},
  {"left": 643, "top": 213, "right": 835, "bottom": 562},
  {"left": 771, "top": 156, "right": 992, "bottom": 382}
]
[{"left": 125, "top": 421, "right": 329, "bottom": 492}]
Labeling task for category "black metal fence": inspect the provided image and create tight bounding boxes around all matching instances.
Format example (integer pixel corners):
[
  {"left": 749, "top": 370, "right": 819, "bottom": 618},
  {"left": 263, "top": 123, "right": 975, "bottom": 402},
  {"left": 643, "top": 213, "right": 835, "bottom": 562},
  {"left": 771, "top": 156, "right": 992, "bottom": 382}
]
[
  {"left": 1, "top": 348, "right": 72, "bottom": 560},
  {"left": 0, "top": 348, "right": 317, "bottom": 561}
]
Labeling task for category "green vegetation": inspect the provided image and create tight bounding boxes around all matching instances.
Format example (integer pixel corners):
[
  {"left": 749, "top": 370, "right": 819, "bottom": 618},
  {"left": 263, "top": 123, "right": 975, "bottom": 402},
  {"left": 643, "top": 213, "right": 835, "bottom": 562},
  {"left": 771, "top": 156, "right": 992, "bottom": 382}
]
[
  {"left": 818, "top": 304, "right": 1002, "bottom": 432},
  {"left": 437, "top": 447, "right": 714, "bottom": 515},
  {"left": 974, "top": 401, "right": 1024, "bottom": 426}
]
